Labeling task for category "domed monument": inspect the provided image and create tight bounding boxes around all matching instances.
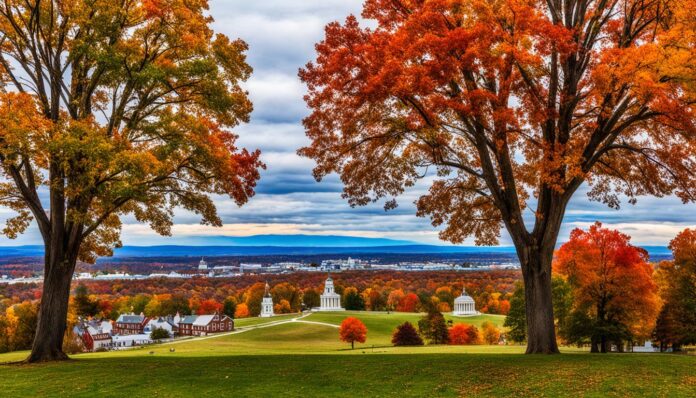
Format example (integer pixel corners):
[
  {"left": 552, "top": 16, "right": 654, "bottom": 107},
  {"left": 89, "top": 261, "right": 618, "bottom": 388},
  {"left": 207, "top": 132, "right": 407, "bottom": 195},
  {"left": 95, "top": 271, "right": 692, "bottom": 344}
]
[
  {"left": 260, "top": 281, "right": 275, "bottom": 318},
  {"left": 316, "top": 273, "right": 344, "bottom": 311},
  {"left": 453, "top": 288, "right": 477, "bottom": 316}
]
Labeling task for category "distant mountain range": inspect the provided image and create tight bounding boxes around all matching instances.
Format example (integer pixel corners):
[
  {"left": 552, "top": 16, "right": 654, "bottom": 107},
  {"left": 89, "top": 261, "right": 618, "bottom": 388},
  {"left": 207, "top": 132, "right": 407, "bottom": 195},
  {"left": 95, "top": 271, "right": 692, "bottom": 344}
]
[
  {"left": 179, "top": 234, "right": 419, "bottom": 247},
  {"left": 0, "top": 234, "right": 672, "bottom": 259}
]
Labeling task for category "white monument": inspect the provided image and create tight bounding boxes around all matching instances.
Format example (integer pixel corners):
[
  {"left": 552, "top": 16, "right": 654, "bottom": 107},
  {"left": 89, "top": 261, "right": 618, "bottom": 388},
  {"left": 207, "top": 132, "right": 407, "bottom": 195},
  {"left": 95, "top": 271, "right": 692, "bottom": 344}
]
[
  {"left": 453, "top": 288, "right": 477, "bottom": 316},
  {"left": 316, "top": 273, "right": 344, "bottom": 311},
  {"left": 198, "top": 257, "right": 208, "bottom": 271},
  {"left": 260, "top": 281, "right": 275, "bottom": 318}
]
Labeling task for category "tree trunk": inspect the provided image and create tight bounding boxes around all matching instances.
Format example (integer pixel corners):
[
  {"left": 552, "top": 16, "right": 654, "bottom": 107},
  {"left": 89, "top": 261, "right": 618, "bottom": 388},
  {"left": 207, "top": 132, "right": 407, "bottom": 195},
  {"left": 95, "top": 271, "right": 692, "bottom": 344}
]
[
  {"left": 591, "top": 338, "right": 600, "bottom": 353},
  {"left": 25, "top": 251, "right": 77, "bottom": 363},
  {"left": 521, "top": 248, "right": 560, "bottom": 354}
]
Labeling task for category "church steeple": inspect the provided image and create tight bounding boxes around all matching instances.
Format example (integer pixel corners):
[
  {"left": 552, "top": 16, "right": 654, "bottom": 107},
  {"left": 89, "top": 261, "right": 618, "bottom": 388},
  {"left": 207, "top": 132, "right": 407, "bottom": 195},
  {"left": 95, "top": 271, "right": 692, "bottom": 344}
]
[{"left": 260, "top": 281, "right": 274, "bottom": 317}]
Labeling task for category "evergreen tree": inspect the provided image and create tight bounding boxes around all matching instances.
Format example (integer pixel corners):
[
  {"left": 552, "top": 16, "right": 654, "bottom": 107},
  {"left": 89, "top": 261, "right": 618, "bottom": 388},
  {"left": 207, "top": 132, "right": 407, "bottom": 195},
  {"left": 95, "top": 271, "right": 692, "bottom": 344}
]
[
  {"left": 74, "top": 284, "right": 98, "bottom": 317},
  {"left": 504, "top": 282, "right": 527, "bottom": 343},
  {"left": 344, "top": 289, "right": 366, "bottom": 311},
  {"left": 418, "top": 311, "right": 449, "bottom": 345},
  {"left": 302, "top": 290, "right": 321, "bottom": 310},
  {"left": 223, "top": 298, "right": 237, "bottom": 319}
]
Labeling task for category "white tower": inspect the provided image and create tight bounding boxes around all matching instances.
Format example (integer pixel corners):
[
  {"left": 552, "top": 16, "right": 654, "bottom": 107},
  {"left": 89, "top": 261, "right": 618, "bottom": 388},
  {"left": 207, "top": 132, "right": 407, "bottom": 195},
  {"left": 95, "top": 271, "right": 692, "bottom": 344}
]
[
  {"left": 260, "top": 282, "right": 274, "bottom": 318},
  {"left": 316, "top": 273, "right": 344, "bottom": 311},
  {"left": 198, "top": 257, "right": 208, "bottom": 271}
]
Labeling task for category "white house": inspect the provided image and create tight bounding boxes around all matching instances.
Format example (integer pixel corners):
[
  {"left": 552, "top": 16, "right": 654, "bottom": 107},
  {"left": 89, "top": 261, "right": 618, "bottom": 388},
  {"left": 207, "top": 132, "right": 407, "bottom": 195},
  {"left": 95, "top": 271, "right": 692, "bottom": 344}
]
[
  {"left": 633, "top": 341, "right": 659, "bottom": 353},
  {"left": 144, "top": 317, "right": 177, "bottom": 335},
  {"left": 111, "top": 333, "right": 152, "bottom": 349},
  {"left": 85, "top": 319, "right": 112, "bottom": 336}
]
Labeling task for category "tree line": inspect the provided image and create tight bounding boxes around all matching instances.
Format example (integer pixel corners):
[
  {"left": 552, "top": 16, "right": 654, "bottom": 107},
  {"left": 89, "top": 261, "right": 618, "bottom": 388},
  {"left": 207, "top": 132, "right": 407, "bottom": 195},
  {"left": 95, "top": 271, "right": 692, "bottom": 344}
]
[{"left": 504, "top": 224, "right": 695, "bottom": 353}]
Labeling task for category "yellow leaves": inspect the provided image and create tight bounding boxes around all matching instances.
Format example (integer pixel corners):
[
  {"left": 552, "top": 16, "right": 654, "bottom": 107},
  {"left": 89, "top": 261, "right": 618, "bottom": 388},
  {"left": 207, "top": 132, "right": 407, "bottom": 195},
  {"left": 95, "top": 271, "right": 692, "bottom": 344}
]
[{"left": 0, "top": 92, "right": 51, "bottom": 163}]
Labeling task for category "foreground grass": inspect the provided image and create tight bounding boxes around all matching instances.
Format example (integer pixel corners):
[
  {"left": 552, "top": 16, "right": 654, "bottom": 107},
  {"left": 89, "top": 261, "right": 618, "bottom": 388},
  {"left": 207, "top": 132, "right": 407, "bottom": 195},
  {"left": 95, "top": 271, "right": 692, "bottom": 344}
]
[
  {"left": 1, "top": 351, "right": 692, "bottom": 397},
  {"left": 1, "top": 312, "right": 693, "bottom": 397}
]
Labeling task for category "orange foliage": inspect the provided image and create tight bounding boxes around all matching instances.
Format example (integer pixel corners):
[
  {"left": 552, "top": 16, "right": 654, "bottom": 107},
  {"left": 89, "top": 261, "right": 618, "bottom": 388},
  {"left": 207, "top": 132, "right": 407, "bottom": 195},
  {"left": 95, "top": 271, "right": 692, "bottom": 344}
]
[
  {"left": 274, "top": 299, "right": 292, "bottom": 314},
  {"left": 234, "top": 303, "right": 249, "bottom": 319},
  {"left": 499, "top": 300, "right": 511, "bottom": 316},
  {"left": 339, "top": 317, "right": 367, "bottom": 349},
  {"left": 396, "top": 293, "right": 419, "bottom": 312},
  {"left": 481, "top": 321, "right": 501, "bottom": 345},
  {"left": 299, "top": 0, "right": 696, "bottom": 353},
  {"left": 387, "top": 289, "right": 405, "bottom": 310},
  {"left": 196, "top": 299, "right": 222, "bottom": 315},
  {"left": 554, "top": 222, "right": 660, "bottom": 339},
  {"left": 449, "top": 323, "right": 480, "bottom": 345}
]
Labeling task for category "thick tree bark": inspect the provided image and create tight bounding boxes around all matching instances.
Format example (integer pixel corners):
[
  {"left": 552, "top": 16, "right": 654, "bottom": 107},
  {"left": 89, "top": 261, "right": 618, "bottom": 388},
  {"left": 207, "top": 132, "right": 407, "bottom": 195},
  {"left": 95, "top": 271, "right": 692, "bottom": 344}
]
[
  {"left": 25, "top": 245, "right": 79, "bottom": 363},
  {"left": 520, "top": 249, "right": 560, "bottom": 354}
]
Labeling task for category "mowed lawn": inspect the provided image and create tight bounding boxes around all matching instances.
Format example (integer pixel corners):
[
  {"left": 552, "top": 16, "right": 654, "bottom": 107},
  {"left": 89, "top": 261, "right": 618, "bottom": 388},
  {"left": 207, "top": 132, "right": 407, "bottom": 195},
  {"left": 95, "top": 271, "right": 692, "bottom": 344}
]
[{"left": 1, "top": 311, "right": 693, "bottom": 397}]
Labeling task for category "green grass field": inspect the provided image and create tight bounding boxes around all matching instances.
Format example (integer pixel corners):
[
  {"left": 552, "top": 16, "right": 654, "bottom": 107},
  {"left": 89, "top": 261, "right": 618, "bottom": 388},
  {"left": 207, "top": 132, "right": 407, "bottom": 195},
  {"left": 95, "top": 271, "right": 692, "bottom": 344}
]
[{"left": 1, "top": 311, "right": 693, "bottom": 397}]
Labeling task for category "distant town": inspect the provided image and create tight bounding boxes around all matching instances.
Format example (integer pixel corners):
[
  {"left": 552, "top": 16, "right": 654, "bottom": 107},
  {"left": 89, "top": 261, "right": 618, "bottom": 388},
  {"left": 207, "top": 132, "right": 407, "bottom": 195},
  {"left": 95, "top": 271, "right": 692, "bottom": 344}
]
[{"left": 0, "top": 256, "right": 520, "bottom": 285}]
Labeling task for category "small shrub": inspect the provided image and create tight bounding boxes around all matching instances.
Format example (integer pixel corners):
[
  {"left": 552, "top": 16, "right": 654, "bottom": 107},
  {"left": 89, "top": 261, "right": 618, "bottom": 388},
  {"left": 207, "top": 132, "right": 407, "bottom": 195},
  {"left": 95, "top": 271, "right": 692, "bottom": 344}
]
[
  {"left": 151, "top": 328, "right": 171, "bottom": 340},
  {"left": 392, "top": 322, "right": 424, "bottom": 346}
]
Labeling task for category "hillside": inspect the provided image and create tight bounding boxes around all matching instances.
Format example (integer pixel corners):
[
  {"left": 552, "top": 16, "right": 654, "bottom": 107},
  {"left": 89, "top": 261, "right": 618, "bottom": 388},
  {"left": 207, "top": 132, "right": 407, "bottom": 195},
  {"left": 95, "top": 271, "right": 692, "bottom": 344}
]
[{"left": 1, "top": 312, "right": 693, "bottom": 397}]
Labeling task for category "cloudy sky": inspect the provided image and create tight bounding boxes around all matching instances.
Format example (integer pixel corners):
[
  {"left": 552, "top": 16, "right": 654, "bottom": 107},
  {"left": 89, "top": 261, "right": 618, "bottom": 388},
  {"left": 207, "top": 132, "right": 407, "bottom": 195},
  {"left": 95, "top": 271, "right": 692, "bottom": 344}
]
[{"left": 1, "top": 0, "right": 694, "bottom": 247}]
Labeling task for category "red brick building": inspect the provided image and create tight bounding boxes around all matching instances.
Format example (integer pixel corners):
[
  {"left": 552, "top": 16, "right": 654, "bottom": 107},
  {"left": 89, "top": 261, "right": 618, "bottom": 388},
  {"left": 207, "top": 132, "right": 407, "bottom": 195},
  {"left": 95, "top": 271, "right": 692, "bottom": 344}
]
[
  {"left": 114, "top": 313, "right": 149, "bottom": 335},
  {"left": 178, "top": 313, "right": 233, "bottom": 336}
]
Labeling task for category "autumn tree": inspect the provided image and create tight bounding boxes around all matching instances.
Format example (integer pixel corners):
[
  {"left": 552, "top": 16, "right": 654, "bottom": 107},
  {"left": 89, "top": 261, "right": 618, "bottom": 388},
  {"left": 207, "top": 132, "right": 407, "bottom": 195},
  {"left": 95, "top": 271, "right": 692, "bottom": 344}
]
[
  {"left": 554, "top": 223, "right": 660, "bottom": 352},
  {"left": 234, "top": 303, "right": 250, "bottom": 319},
  {"left": 155, "top": 294, "right": 191, "bottom": 317},
  {"left": 339, "top": 317, "right": 367, "bottom": 349},
  {"left": 397, "top": 293, "right": 420, "bottom": 312},
  {"left": 387, "top": 289, "right": 405, "bottom": 312},
  {"left": 481, "top": 321, "right": 501, "bottom": 345},
  {"left": 196, "top": 299, "right": 222, "bottom": 315},
  {"left": 73, "top": 284, "right": 98, "bottom": 317},
  {"left": 271, "top": 282, "right": 302, "bottom": 312},
  {"left": 274, "top": 299, "right": 292, "bottom": 314},
  {"left": 653, "top": 229, "right": 696, "bottom": 350},
  {"left": 300, "top": 0, "right": 696, "bottom": 353},
  {"left": 244, "top": 283, "right": 267, "bottom": 317},
  {"left": 392, "top": 321, "right": 424, "bottom": 346},
  {"left": 449, "top": 323, "right": 480, "bottom": 345},
  {"left": 0, "top": 1, "right": 262, "bottom": 362},
  {"left": 418, "top": 311, "right": 449, "bottom": 344},
  {"left": 343, "top": 287, "right": 366, "bottom": 310},
  {"left": 302, "top": 289, "right": 321, "bottom": 310},
  {"left": 2, "top": 302, "right": 38, "bottom": 352}
]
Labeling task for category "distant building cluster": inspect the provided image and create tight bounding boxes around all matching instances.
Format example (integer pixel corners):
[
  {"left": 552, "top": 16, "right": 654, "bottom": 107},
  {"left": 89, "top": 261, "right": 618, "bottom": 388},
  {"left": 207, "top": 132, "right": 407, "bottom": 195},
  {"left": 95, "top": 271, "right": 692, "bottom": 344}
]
[
  {"left": 74, "top": 312, "right": 233, "bottom": 351},
  {"left": 0, "top": 255, "right": 520, "bottom": 285}
]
